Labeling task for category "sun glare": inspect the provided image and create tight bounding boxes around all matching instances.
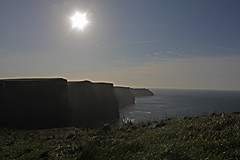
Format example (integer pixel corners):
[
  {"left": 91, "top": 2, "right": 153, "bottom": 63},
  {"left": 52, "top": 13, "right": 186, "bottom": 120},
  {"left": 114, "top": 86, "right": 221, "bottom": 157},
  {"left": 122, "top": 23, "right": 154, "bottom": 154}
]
[{"left": 71, "top": 12, "right": 88, "bottom": 30}]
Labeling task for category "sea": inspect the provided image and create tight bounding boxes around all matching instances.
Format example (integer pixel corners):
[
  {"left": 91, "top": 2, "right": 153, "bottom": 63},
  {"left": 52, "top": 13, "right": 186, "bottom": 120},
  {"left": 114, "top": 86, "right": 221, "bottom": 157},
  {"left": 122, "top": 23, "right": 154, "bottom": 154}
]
[{"left": 117, "top": 88, "right": 240, "bottom": 124}]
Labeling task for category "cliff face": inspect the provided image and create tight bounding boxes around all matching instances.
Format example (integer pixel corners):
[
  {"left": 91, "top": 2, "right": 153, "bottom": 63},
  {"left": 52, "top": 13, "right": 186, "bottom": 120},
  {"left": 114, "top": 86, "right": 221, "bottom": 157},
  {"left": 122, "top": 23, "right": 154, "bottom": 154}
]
[
  {"left": 0, "top": 77, "right": 153, "bottom": 129},
  {"left": 131, "top": 88, "right": 154, "bottom": 97},
  {"left": 0, "top": 78, "right": 72, "bottom": 129},
  {"left": 68, "top": 81, "right": 119, "bottom": 127},
  {"left": 113, "top": 87, "right": 135, "bottom": 107}
]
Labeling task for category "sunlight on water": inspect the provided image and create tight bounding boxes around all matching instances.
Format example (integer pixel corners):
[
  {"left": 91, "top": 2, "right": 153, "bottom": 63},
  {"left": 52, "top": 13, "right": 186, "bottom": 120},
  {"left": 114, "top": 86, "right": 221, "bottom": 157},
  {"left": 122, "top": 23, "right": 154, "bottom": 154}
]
[{"left": 118, "top": 88, "right": 240, "bottom": 124}]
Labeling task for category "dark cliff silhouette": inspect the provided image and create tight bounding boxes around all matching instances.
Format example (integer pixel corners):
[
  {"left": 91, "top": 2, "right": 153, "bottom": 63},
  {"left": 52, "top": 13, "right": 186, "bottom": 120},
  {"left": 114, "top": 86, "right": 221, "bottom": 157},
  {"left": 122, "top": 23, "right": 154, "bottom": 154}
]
[
  {"left": 0, "top": 78, "right": 72, "bottom": 129},
  {"left": 68, "top": 81, "right": 119, "bottom": 127},
  {"left": 131, "top": 88, "right": 154, "bottom": 97},
  {"left": 0, "top": 77, "right": 153, "bottom": 129},
  {"left": 113, "top": 87, "right": 135, "bottom": 107}
]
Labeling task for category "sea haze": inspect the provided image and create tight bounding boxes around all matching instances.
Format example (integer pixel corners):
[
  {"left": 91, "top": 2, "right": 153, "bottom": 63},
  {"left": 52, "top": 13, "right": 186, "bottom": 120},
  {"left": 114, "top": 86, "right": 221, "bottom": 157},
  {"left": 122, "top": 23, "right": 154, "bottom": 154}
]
[{"left": 118, "top": 88, "right": 240, "bottom": 123}]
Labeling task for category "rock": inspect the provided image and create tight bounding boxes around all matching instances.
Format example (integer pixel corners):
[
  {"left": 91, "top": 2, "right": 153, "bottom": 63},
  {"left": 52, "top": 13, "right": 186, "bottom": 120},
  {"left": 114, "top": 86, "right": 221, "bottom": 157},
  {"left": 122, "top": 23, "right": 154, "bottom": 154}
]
[
  {"left": 0, "top": 78, "right": 72, "bottom": 129},
  {"left": 68, "top": 81, "right": 119, "bottom": 127},
  {"left": 113, "top": 86, "right": 135, "bottom": 107}
]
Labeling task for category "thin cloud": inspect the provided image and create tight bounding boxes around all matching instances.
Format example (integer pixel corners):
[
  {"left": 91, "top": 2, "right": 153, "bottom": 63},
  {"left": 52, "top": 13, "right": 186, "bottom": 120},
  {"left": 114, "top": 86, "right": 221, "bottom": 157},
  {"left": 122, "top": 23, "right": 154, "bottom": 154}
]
[
  {"left": 155, "top": 51, "right": 178, "bottom": 55},
  {"left": 98, "top": 38, "right": 170, "bottom": 49},
  {"left": 214, "top": 46, "right": 240, "bottom": 51},
  {"left": 98, "top": 39, "right": 162, "bottom": 49},
  {"left": 124, "top": 40, "right": 160, "bottom": 44},
  {"left": 154, "top": 52, "right": 161, "bottom": 55},
  {"left": 166, "top": 51, "right": 175, "bottom": 54}
]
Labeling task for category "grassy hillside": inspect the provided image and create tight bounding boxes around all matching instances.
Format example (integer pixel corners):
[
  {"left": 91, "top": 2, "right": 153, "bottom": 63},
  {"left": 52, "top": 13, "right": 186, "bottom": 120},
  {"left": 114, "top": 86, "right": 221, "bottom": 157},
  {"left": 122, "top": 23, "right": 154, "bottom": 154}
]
[{"left": 1, "top": 112, "right": 240, "bottom": 159}]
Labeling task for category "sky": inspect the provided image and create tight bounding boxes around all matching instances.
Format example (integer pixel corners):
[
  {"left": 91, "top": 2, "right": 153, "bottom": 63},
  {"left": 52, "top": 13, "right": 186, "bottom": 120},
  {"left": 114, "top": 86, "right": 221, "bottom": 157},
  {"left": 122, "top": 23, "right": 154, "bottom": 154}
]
[{"left": 0, "top": 0, "right": 240, "bottom": 90}]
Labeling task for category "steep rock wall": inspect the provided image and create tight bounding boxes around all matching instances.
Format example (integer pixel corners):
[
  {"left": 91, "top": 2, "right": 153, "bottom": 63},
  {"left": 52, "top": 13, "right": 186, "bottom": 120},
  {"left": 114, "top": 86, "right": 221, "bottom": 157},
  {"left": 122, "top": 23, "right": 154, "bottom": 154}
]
[
  {"left": 131, "top": 88, "right": 154, "bottom": 97},
  {"left": 68, "top": 81, "right": 119, "bottom": 127},
  {"left": 0, "top": 78, "right": 72, "bottom": 129},
  {"left": 113, "top": 87, "right": 135, "bottom": 107}
]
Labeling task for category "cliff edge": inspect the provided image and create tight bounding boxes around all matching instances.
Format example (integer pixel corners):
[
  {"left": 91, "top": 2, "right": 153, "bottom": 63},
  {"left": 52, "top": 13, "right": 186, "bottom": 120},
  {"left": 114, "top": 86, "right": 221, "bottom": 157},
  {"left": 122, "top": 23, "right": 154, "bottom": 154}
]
[
  {"left": 113, "top": 87, "right": 135, "bottom": 107},
  {"left": 131, "top": 88, "right": 154, "bottom": 97}
]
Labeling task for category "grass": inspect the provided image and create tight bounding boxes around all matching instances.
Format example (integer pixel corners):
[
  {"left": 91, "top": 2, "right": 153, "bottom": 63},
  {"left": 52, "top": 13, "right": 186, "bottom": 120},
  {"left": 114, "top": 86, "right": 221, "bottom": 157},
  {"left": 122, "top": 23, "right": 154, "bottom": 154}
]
[{"left": 1, "top": 112, "right": 240, "bottom": 159}]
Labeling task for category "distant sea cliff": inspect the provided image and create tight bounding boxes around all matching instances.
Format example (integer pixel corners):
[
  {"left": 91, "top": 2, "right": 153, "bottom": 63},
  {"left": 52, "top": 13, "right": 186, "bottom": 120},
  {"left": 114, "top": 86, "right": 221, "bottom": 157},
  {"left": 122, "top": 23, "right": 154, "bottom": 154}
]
[
  {"left": 0, "top": 78, "right": 153, "bottom": 129},
  {"left": 131, "top": 88, "right": 154, "bottom": 97}
]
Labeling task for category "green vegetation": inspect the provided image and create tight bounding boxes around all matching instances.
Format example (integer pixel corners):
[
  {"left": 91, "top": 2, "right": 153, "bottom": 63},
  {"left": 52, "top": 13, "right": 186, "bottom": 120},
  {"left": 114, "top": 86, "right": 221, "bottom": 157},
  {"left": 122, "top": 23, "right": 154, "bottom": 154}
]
[{"left": 1, "top": 112, "right": 240, "bottom": 159}]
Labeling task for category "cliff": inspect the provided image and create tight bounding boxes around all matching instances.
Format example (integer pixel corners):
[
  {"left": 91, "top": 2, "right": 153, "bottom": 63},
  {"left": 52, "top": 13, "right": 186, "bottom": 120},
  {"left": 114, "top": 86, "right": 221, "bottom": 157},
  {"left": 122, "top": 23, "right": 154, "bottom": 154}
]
[
  {"left": 113, "top": 87, "right": 135, "bottom": 107},
  {"left": 131, "top": 88, "right": 154, "bottom": 97},
  {"left": 68, "top": 81, "right": 119, "bottom": 127},
  {"left": 0, "top": 77, "right": 153, "bottom": 129},
  {"left": 0, "top": 78, "right": 72, "bottom": 129}
]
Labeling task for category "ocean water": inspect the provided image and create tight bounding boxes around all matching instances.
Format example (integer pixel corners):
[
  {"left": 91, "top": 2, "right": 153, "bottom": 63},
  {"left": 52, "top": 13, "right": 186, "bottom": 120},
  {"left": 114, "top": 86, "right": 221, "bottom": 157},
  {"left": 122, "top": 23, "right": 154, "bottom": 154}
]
[{"left": 118, "top": 88, "right": 240, "bottom": 124}]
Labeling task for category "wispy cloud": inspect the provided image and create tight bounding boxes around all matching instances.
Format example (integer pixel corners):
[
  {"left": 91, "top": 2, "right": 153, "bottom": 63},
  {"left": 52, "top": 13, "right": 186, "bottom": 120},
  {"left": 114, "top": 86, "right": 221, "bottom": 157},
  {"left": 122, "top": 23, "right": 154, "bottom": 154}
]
[
  {"left": 214, "top": 46, "right": 240, "bottom": 51},
  {"left": 124, "top": 39, "right": 160, "bottom": 44},
  {"left": 146, "top": 51, "right": 179, "bottom": 61},
  {"left": 154, "top": 52, "right": 161, "bottom": 56},
  {"left": 102, "top": 39, "right": 166, "bottom": 49},
  {"left": 166, "top": 51, "right": 175, "bottom": 54}
]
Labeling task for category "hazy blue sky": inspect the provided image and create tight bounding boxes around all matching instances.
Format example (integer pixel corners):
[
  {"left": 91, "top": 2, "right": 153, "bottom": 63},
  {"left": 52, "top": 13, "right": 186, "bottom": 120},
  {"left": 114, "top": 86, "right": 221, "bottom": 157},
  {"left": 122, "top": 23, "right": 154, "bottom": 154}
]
[{"left": 1, "top": 0, "right": 240, "bottom": 90}]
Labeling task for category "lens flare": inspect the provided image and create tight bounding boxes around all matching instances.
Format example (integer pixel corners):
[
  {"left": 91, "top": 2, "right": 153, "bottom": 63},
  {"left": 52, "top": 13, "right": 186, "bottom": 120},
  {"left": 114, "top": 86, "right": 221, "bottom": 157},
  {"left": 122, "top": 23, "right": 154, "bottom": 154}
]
[{"left": 71, "top": 12, "right": 88, "bottom": 30}]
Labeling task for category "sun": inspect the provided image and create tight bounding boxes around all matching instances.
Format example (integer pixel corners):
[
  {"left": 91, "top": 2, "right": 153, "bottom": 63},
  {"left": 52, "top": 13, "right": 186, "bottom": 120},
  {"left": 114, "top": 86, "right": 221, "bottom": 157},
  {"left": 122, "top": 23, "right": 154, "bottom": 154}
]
[{"left": 71, "top": 12, "right": 88, "bottom": 30}]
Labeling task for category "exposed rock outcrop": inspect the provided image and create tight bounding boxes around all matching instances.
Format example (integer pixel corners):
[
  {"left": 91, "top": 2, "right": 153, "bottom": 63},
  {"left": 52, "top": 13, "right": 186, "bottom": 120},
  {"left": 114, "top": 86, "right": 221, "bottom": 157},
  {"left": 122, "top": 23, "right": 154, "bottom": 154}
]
[
  {"left": 113, "top": 87, "right": 135, "bottom": 107},
  {"left": 0, "top": 78, "right": 72, "bottom": 129},
  {"left": 131, "top": 88, "right": 154, "bottom": 97},
  {"left": 68, "top": 81, "right": 119, "bottom": 127}
]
